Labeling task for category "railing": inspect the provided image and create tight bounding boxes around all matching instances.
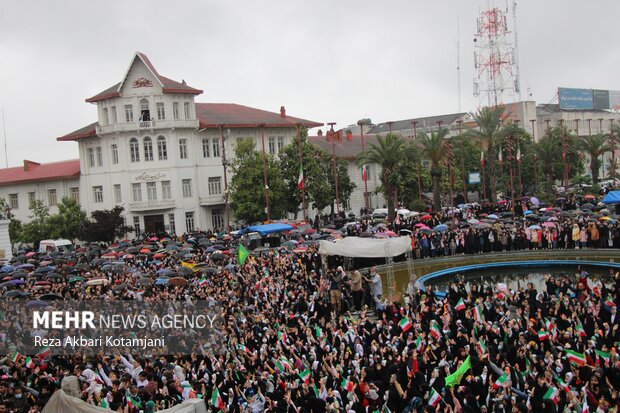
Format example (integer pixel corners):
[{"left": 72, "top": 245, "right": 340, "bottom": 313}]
[
  {"left": 139, "top": 120, "right": 155, "bottom": 128},
  {"left": 199, "top": 196, "right": 224, "bottom": 206},
  {"left": 128, "top": 199, "right": 175, "bottom": 211}
]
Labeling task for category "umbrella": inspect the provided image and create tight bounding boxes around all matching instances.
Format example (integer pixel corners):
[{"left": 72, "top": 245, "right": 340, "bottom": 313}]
[
  {"left": 211, "top": 252, "right": 225, "bottom": 260},
  {"left": 530, "top": 197, "right": 540, "bottom": 205},
  {"left": 282, "top": 241, "right": 298, "bottom": 248},
  {"left": 467, "top": 218, "right": 480, "bottom": 224},
  {"left": 542, "top": 222, "right": 556, "bottom": 228},
  {"left": 68, "top": 276, "right": 86, "bottom": 283},
  {"left": 385, "top": 230, "right": 397, "bottom": 237},
  {"left": 0, "top": 265, "right": 14, "bottom": 273},
  {"left": 4, "top": 290, "right": 27, "bottom": 298},
  {"left": 11, "top": 272, "right": 28, "bottom": 279},
  {"left": 178, "top": 267, "right": 194, "bottom": 276},
  {"left": 303, "top": 228, "right": 316, "bottom": 235},
  {"left": 523, "top": 210, "right": 533, "bottom": 215},
  {"left": 156, "top": 269, "right": 176, "bottom": 277},
  {"left": 497, "top": 200, "right": 508, "bottom": 204},
  {"left": 9, "top": 279, "right": 25, "bottom": 285},
  {"left": 414, "top": 223, "right": 428, "bottom": 229},
  {"left": 34, "top": 281, "right": 51, "bottom": 286},
  {"left": 525, "top": 215, "right": 540, "bottom": 221},
  {"left": 421, "top": 214, "right": 432, "bottom": 220},
  {"left": 112, "top": 283, "right": 129, "bottom": 292},
  {"left": 433, "top": 224, "right": 448, "bottom": 232},
  {"left": 528, "top": 225, "right": 542, "bottom": 230},
  {"left": 169, "top": 277, "right": 188, "bottom": 286},
  {"left": 15, "top": 263, "right": 35, "bottom": 270},
  {"left": 202, "top": 267, "right": 218, "bottom": 275},
  {"left": 155, "top": 278, "right": 169, "bottom": 285},
  {"left": 136, "top": 277, "right": 153, "bottom": 286},
  {"left": 0, "top": 281, "right": 15, "bottom": 288},
  {"left": 26, "top": 300, "right": 49, "bottom": 308},
  {"left": 581, "top": 203, "right": 595, "bottom": 210},
  {"left": 584, "top": 194, "right": 596, "bottom": 199},
  {"left": 84, "top": 278, "right": 109, "bottom": 286},
  {"left": 487, "top": 214, "right": 499, "bottom": 220},
  {"left": 39, "top": 293, "right": 63, "bottom": 300}
]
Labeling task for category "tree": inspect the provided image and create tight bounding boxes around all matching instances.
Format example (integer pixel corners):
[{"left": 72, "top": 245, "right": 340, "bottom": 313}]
[
  {"left": 47, "top": 197, "right": 87, "bottom": 241},
  {"left": 577, "top": 134, "right": 611, "bottom": 185},
  {"left": 19, "top": 200, "right": 51, "bottom": 247},
  {"left": 229, "top": 138, "right": 287, "bottom": 224},
  {"left": 533, "top": 132, "right": 563, "bottom": 198},
  {"left": 417, "top": 128, "right": 449, "bottom": 211},
  {"left": 356, "top": 133, "right": 413, "bottom": 222},
  {"left": 466, "top": 106, "right": 512, "bottom": 202},
  {"left": 80, "top": 206, "right": 133, "bottom": 243}
]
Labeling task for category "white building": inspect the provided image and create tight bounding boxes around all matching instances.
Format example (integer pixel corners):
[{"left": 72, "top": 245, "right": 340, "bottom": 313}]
[{"left": 53, "top": 52, "right": 321, "bottom": 235}]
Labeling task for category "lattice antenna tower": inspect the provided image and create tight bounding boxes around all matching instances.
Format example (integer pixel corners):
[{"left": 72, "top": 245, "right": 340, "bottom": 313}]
[{"left": 473, "top": 1, "right": 521, "bottom": 107}]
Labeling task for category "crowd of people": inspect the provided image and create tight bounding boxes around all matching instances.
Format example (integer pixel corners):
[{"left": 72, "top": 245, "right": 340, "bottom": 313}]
[{"left": 0, "top": 194, "right": 619, "bottom": 413}]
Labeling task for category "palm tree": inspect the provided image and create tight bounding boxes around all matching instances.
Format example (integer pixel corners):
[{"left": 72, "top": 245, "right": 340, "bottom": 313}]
[
  {"left": 465, "top": 106, "right": 511, "bottom": 202},
  {"left": 356, "top": 133, "right": 413, "bottom": 222},
  {"left": 577, "top": 134, "right": 611, "bottom": 185},
  {"left": 533, "top": 132, "right": 562, "bottom": 198},
  {"left": 417, "top": 128, "right": 449, "bottom": 211},
  {"left": 607, "top": 123, "right": 620, "bottom": 179}
]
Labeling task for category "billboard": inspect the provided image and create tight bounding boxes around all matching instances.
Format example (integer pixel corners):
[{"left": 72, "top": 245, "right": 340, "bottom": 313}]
[
  {"left": 593, "top": 89, "right": 610, "bottom": 110},
  {"left": 610, "top": 90, "right": 620, "bottom": 110},
  {"left": 558, "top": 88, "right": 593, "bottom": 110},
  {"left": 468, "top": 172, "right": 481, "bottom": 185}
]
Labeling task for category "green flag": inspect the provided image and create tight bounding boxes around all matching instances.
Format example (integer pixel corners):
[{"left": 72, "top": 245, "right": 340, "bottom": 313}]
[
  {"left": 444, "top": 355, "right": 471, "bottom": 387},
  {"left": 238, "top": 244, "right": 249, "bottom": 265}
]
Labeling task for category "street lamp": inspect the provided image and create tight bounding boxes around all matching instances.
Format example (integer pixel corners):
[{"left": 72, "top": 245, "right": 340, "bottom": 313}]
[
  {"left": 296, "top": 124, "right": 307, "bottom": 221},
  {"left": 259, "top": 123, "right": 270, "bottom": 221},
  {"left": 219, "top": 125, "right": 231, "bottom": 232}
]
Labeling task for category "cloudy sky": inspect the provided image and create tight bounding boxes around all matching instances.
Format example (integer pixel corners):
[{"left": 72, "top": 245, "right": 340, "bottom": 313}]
[{"left": 0, "top": 0, "right": 618, "bottom": 166}]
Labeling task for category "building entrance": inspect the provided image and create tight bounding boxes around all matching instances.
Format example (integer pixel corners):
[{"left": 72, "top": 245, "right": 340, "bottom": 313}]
[{"left": 143, "top": 214, "right": 165, "bottom": 235}]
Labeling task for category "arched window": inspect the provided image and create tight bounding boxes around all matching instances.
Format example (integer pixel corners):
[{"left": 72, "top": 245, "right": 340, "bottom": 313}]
[
  {"left": 130, "top": 138, "right": 140, "bottom": 162},
  {"left": 157, "top": 136, "right": 167, "bottom": 161},
  {"left": 139, "top": 98, "right": 150, "bottom": 122},
  {"left": 143, "top": 137, "right": 153, "bottom": 161}
]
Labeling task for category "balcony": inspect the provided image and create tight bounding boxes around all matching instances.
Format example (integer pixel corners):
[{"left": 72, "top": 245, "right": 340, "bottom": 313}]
[
  {"left": 96, "top": 119, "right": 199, "bottom": 135},
  {"left": 199, "top": 195, "right": 224, "bottom": 206},
  {"left": 128, "top": 199, "right": 176, "bottom": 212}
]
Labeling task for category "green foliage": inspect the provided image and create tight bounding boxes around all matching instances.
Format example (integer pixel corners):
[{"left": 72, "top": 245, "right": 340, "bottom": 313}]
[
  {"left": 356, "top": 133, "right": 414, "bottom": 221},
  {"left": 80, "top": 206, "right": 133, "bottom": 243},
  {"left": 229, "top": 138, "right": 287, "bottom": 224},
  {"left": 18, "top": 200, "right": 51, "bottom": 246},
  {"left": 47, "top": 197, "right": 87, "bottom": 240},
  {"left": 577, "top": 134, "right": 611, "bottom": 184},
  {"left": 417, "top": 128, "right": 449, "bottom": 211}
]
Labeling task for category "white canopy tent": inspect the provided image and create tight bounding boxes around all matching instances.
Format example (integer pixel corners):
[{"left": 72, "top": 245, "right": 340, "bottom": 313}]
[{"left": 319, "top": 236, "right": 412, "bottom": 258}]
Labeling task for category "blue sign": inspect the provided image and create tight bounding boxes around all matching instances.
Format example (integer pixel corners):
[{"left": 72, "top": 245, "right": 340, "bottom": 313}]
[
  {"left": 558, "top": 88, "right": 593, "bottom": 110},
  {"left": 468, "top": 172, "right": 481, "bottom": 185}
]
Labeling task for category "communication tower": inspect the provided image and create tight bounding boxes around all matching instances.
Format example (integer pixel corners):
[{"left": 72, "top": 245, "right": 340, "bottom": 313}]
[{"left": 473, "top": 1, "right": 521, "bottom": 107}]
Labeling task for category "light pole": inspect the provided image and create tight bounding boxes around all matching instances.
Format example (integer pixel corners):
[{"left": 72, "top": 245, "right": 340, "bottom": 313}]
[
  {"left": 259, "top": 123, "right": 270, "bottom": 221},
  {"left": 412, "top": 121, "right": 422, "bottom": 202},
  {"left": 327, "top": 122, "right": 340, "bottom": 216},
  {"left": 357, "top": 119, "right": 370, "bottom": 211},
  {"left": 296, "top": 124, "right": 307, "bottom": 221},
  {"left": 219, "top": 125, "right": 231, "bottom": 232}
]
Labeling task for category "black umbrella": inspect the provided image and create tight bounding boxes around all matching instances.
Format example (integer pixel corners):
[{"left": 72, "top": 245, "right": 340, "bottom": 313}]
[
  {"left": 211, "top": 252, "right": 225, "bottom": 260},
  {"left": 202, "top": 267, "right": 218, "bottom": 275},
  {"left": 178, "top": 267, "right": 194, "bottom": 276},
  {"left": 4, "top": 290, "right": 23, "bottom": 297},
  {"left": 39, "top": 293, "right": 64, "bottom": 301},
  {"left": 112, "top": 283, "right": 129, "bottom": 292}
]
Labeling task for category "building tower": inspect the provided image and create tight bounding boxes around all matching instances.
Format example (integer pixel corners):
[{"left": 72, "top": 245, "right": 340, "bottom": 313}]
[{"left": 473, "top": 1, "right": 521, "bottom": 107}]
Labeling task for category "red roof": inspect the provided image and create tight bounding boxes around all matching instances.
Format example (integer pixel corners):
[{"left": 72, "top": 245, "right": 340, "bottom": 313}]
[
  {"left": 57, "top": 122, "right": 98, "bottom": 142},
  {"left": 86, "top": 52, "right": 202, "bottom": 103},
  {"left": 195, "top": 103, "right": 322, "bottom": 129},
  {"left": 0, "top": 159, "right": 80, "bottom": 186}
]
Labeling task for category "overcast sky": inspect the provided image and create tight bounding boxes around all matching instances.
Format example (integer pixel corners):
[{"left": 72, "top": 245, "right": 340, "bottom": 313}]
[{"left": 0, "top": 0, "right": 618, "bottom": 167}]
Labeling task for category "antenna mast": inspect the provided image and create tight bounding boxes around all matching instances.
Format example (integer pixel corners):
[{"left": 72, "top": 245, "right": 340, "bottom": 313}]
[{"left": 457, "top": 17, "right": 462, "bottom": 112}]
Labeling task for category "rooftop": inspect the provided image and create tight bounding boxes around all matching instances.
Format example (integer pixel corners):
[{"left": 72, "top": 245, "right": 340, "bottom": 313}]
[{"left": 0, "top": 159, "right": 80, "bottom": 186}]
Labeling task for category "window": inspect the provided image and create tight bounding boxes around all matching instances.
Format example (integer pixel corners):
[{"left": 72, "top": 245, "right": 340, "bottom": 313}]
[
  {"left": 212, "top": 208, "right": 224, "bottom": 229},
  {"left": 146, "top": 182, "right": 157, "bottom": 200},
  {"left": 110, "top": 106, "right": 117, "bottom": 124},
  {"left": 173, "top": 102, "right": 179, "bottom": 120},
  {"left": 157, "top": 136, "right": 167, "bottom": 160},
  {"left": 202, "top": 138, "right": 210, "bottom": 158},
  {"left": 139, "top": 99, "right": 150, "bottom": 121},
  {"left": 47, "top": 189, "right": 57, "bottom": 207},
  {"left": 111, "top": 144, "right": 119, "bottom": 164},
  {"left": 88, "top": 148, "right": 95, "bottom": 167},
  {"left": 268, "top": 137, "right": 276, "bottom": 155},
  {"left": 70, "top": 187, "right": 79, "bottom": 203},
  {"left": 179, "top": 138, "right": 188, "bottom": 159},
  {"left": 9, "top": 194, "right": 18, "bottom": 210},
  {"left": 208, "top": 177, "right": 222, "bottom": 195},
  {"left": 28, "top": 192, "right": 36, "bottom": 209},
  {"left": 130, "top": 138, "right": 140, "bottom": 162},
  {"left": 96, "top": 146, "right": 103, "bottom": 167},
  {"left": 185, "top": 212, "right": 195, "bottom": 232},
  {"left": 156, "top": 102, "right": 165, "bottom": 120},
  {"left": 133, "top": 216, "right": 141, "bottom": 236},
  {"left": 125, "top": 105, "right": 134, "bottom": 122},
  {"left": 93, "top": 186, "right": 103, "bottom": 203},
  {"left": 212, "top": 138, "right": 220, "bottom": 157},
  {"left": 113, "top": 184, "right": 122, "bottom": 204},
  {"left": 168, "top": 213, "right": 176, "bottom": 235},
  {"left": 143, "top": 137, "right": 153, "bottom": 161},
  {"left": 183, "top": 102, "right": 190, "bottom": 119},
  {"left": 132, "top": 183, "right": 142, "bottom": 202},
  {"left": 277, "top": 136, "right": 284, "bottom": 152},
  {"left": 182, "top": 179, "right": 192, "bottom": 198},
  {"left": 103, "top": 108, "right": 109, "bottom": 125},
  {"left": 161, "top": 181, "right": 171, "bottom": 199}
]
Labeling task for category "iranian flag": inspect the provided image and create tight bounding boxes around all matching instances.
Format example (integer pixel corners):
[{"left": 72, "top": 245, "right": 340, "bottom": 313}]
[
  {"left": 565, "top": 349, "right": 587, "bottom": 366},
  {"left": 493, "top": 373, "right": 508, "bottom": 389},
  {"left": 428, "top": 387, "right": 442, "bottom": 407},
  {"left": 473, "top": 304, "right": 484, "bottom": 323},
  {"left": 543, "top": 386, "right": 559, "bottom": 405},
  {"left": 455, "top": 298, "right": 466, "bottom": 311},
  {"left": 279, "top": 356, "right": 292, "bottom": 370},
  {"left": 299, "top": 367, "right": 311, "bottom": 385},
  {"left": 10, "top": 352, "right": 22, "bottom": 363},
  {"left": 545, "top": 318, "right": 555, "bottom": 333},
  {"left": 414, "top": 336, "right": 423, "bottom": 352},
  {"left": 210, "top": 387, "right": 226, "bottom": 409},
  {"left": 554, "top": 375, "right": 570, "bottom": 392},
  {"left": 575, "top": 320, "right": 586, "bottom": 337},
  {"left": 24, "top": 357, "right": 34, "bottom": 369},
  {"left": 341, "top": 378, "right": 354, "bottom": 392},
  {"left": 477, "top": 339, "right": 488, "bottom": 355},
  {"left": 362, "top": 165, "right": 367, "bottom": 182},
  {"left": 595, "top": 350, "right": 610, "bottom": 364},
  {"left": 315, "top": 326, "right": 324, "bottom": 339},
  {"left": 278, "top": 330, "right": 287, "bottom": 343},
  {"left": 36, "top": 346, "right": 51, "bottom": 358},
  {"left": 297, "top": 164, "right": 305, "bottom": 190},
  {"left": 430, "top": 320, "right": 441, "bottom": 339},
  {"left": 237, "top": 344, "right": 250, "bottom": 353},
  {"left": 583, "top": 401, "right": 589, "bottom": 413},
  {"left": 399, "top": 317, "right": 413, "bottom": 332},
  {"left": 198, "top": 277, "right": 208, "bottom": 287},
  {"left": 538, "top": 329, "right": 549, "bottom": 341},
  {"left": 605, "top": 296, "right": 616, "bottom": 307},
  {"left": 311, "top": 384, "right": 320, "bottom": 397},
  {"left": 480, "top": 150, "right": 485, "bottom": 167}
]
